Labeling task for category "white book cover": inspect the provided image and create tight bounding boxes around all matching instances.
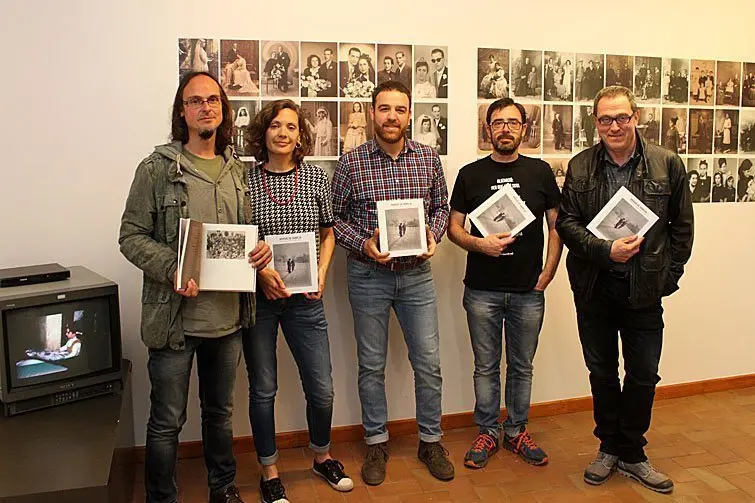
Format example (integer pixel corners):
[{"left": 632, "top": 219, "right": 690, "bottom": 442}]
[
  {"left": 266, "top": 232, "right": 318, "bottom": 294},
  {"left": 469, "top": 183, "right": 536, "bottom": 238},
  {"left": 587, "top": 186, "right": 660, "bottom": 240},
  {"left": 376, "top": 198, "right": 428, "bottom": 257},
  {"left": 197, "top": 223, "right": 258, "bottom": 292}
]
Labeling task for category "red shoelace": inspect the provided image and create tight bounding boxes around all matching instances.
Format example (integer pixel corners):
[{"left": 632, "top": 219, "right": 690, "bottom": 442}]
[{"left": 471, "top": 433, "right": 497, "bottom": 452}]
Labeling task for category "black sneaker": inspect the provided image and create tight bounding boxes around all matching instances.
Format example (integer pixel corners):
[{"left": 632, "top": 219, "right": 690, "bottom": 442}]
[
  {"left": 209, "top": 484, "right": 244, "bottom": 503},
  {"left": 313, "top": 458, "right": 354, "bottom": 492},
  {"left": 259, "top": 477, "right": 289, "bottom": 503}
]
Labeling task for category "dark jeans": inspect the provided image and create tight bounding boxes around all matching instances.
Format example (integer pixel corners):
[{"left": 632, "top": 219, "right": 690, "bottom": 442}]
[
  {"left": 575, "top": 272, "right": 664, "bottom": 463},
  {"left": 242, "top": 293, "right": 334, "bottom": 465},
  {"left": 145, "top": 330, "right": 242, "bottom": 503}
]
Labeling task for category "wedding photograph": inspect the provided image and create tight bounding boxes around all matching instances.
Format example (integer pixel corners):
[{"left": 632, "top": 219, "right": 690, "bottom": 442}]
[
  {"left": 714, "top": 109, "right": 739, "bottom": 154},
  {"left": 743, "top": 63, "right": 755, "bottom": 107},
  {"left": 634, "top": 56, "right": 662, "bottom": 104},
  {"left": 688, "top": 108, "right": 714, "bottom": 155},
  {"left": 661, "top": 107, "right": 688, "bottom": 154},
  {"left": 573, "top": 105, "right": 597, "bottom": 151},
  {"left": 339, "top": 43, "right": 376, "bottom": 98},
  {"left": 179, "top": 38, "right": 218, "bottom": 79},
  {"left": 377, "top": 44, "right": 412, "bottom": 89},
  {"left": 477, "top": 48, "right": 510, "bottom": 99},
  {"left": 219, "top": 39, "right": 260, "bottom": 96},
  {"left": 637, "top": 106, "right": 661, "bottom": 145},
  {"left": 414, "top": 46, "right": 448, "bottom": 99},
  {"left": 662, "top": 58, "right": 690, "bottom": 104},
  {"left": 300, "top": 42, "right": 338, "bottom": 98},
  {"left": 575, "top": 53, "right": 604, "bottom": 102},
  {"left": 230, "top": 100, "right": 259, "bottom": 157},
  {"left": 711, "top": 158, "right": 738, "bottom": 202},
  {"left": 260, "top": 41, "right": 298, "bottom": 98},
  {"left": 340, "top": 101, "right": 374, "bottom": 155},
  {"left": 511, "top": 49, "right": 543, "bottom": 100},
  {"left": 605, "top": 54, "right": 633, "bottom": 88},
  {"left": 716, "top": 60, "right": 742, "bottom": 106},
  {"left": 686, "top": 157, "right": 712, "bottom": 203},
  {"left": 690, "top": 60, "right": 716, "bottom": 104},
  {"left": 543, "top": 51, "right": 574, "bottom": 102},
  {"left": 413, "top": 103, "right": 447, "bottom": 155},
  {"left": 300, "top": 101, "right": 338, "bottom": 157},
  {"left": 543, "top": 105, "right": 572, "bottom": 154}
]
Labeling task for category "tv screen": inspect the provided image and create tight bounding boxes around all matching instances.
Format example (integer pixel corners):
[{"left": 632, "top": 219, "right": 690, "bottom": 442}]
[{"left": 4, "top": 297, "right": 114, "bottom": 389}]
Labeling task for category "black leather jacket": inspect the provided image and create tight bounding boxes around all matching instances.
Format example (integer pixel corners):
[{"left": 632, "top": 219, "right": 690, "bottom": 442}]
[{"left": 555, "top": 133, "right": 694, "bottom": 307}]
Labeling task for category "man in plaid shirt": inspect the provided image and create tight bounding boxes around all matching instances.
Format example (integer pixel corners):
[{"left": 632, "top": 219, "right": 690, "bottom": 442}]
[{"left": 332, "top": 80, "right": 453, "bottom": 486}]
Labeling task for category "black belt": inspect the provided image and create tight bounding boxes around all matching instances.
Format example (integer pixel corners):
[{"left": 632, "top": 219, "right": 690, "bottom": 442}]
[
  {"left": 349, "top": 254, "right": 417, "bottom": 271},
  {"left": 605, "top": 269, "right": 630, "bottom": 280}
]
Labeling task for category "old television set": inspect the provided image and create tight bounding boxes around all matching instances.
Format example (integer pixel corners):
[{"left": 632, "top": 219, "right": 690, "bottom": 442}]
[{"left": 0, "top": 265, "right": 123, "bottom": 415}]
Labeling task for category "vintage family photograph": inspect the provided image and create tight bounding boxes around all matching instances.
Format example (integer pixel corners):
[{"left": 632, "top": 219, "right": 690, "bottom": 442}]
[
  {"left": 688, "top": 109, "right": 714, "bottom": 155},
  {"left": 573, "top": 105, "right": 597, "bottom": 152},
  {"left": 711, "top": 158, "right": 738, "bottom": 202},
  {"left": 414, "top": 45, "right": 449, "bottom": 99},
  {"left": 511, "top": 50, "right": 543, "bottom": 100},
  {"left": 743, "top": 63, "right": 755, "bottom": 107},
  {"left": 179, "top": 38, "right": 218, "bottom": 79},
  {"left": 714, "top": 109, "right": 739, "bottom": 154},
  {"left": 662, "top": 107, "right": 688, "bottom": 154},
  {"left": 301, "top": 101, "right": 338, "bottom": 157},
  {"left": 543, "top": 51, "right": 575, "bottom": 102},
  {"left": 716, "top": 61, "right": 742, "bottom": 107},
  {"left": 230, "top": 100, "right": 259, "bottom": 157},
  {"left": 260, "top": 41, "right": 298, "bottom": 98},
  {"left": 690, "top": 60, "right": 716, "bottom": 104},
  {"left": 740, "top": 110, "right": 755, "bottom": 154},
  {"left": 413, "top": 103, "right": 447, "bottom": 155},
  {"left": 637, "top": 106, "right": 661, "bottom": 145},
  {"left": 575, "top": 53, "right": 604, "bottom": 102},
  {"left": 634, "top": 56, "right": 662, "bottom": 104},
  {"left": 543, "top": 105, "right": 572, "bottom": 154},
  {"left": 220, "top": 40, "right": 260, "bottom": 96},
  {"left": 661, "top": 58, "right": 690, "bottom": 104},
  {"left": 340, "top": 101, "right": 374, "bottom": 155},
  {"left": 478, "top": 48, "right": 510, "bottom": 99},
  {"left": 300, "top": 42, "right": 338, "bottom": 98},
  {"left": 377, "top": 44, "right": 412, "bottom": 89},
  {"left": 686, "top": 157, "right": 712, "bottom": 203},
  {"left": 605, "top": 54, "right": 633, "bottom": 89}
]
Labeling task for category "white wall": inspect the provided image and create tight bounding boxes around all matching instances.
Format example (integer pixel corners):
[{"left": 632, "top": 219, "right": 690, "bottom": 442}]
[{"left": 2, "top": 0, "right": 753, "bottom": 447}]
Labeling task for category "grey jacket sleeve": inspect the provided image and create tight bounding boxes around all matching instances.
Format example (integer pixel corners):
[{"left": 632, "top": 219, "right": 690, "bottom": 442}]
[{"left": 118, "top": 159, "right": 177, "bottom": 285}]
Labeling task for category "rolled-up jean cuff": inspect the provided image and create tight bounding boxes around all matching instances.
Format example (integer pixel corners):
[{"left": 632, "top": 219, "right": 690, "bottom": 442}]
[
  {"left": 310, "top": 442, "right": 330, "bottom": 454},
  {"left": 258, "top": 450, "right": 279, "bottom": 466},
  {"left": 418, "top": 433, "right": 443, "bottom": 444},
  {"left": 365, "top": 432, "right": 389, "bottom": 445}
]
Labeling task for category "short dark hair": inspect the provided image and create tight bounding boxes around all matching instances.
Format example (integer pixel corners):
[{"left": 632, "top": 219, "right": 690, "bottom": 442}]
[
  {"left": 431, "top": 48, "right": 445, "bottom": 58},
  {"left": 348, "top": 47, "right": 360, "bottom": 56},
  {"left": 415, "top": 60, "right": 429, "bottom": 71},
  {"left": 171, "top": 71, "right": 233, "bottom": 153},
  {"left": 384, "top": 56, "right": 394, "bottom": 64},
  {"left": 324, "top": 47, "right": 334, "bottom": 54},
  {"left": 248, "top": 99, "right": 312, "bottom": 164},
  {"left": 485, "top": 97, "right": 527, "bottom": 125},
  {"left": 371, "top": 80, "right": 411, "bottom": 107}
]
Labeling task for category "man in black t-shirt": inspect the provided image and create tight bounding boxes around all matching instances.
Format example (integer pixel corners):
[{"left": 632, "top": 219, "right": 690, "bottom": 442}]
[{"left": 448, "top": 98, "right": 563, "bottom": 470}]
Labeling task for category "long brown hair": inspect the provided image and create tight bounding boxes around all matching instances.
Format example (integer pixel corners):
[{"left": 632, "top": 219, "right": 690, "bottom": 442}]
[
  {"left": 170, "top": 71, "right": 233, "bottom": 153},
  {"left": 248, "top": 99, "right": 312, "bottom": 164}
]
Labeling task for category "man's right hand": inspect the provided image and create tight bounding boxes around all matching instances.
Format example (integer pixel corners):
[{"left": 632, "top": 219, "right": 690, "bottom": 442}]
[
  {"left": 174, "top": 271, "right": 199, "bottom": 297},
  {"left": 477, "top": 232, "right": 516, "bottom": 257},
  {"left": 258, "top": 268, "right": 291, "bottom": 300},
  {"left": 609, "top": 235, "right": 644, "bottom": 263},
  {"left": 363, "top": 228, "right": 391, "bottom": 264}
]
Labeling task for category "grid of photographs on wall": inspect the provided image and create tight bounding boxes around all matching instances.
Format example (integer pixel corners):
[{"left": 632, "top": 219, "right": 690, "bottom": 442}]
[
  {"left": 476, "top": 49, "right": 755, "bottom": 203},
  {"left": 179, "top": 38, "right": 449, "bottom": 181}
]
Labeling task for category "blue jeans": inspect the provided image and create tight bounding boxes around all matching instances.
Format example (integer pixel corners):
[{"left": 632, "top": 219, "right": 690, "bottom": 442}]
[
  {"left": 145, "top": 331, "right": 242, "bottom": 503},
  {"left": 346, "top": 257, "right": 443, "bottom": 445},
  {"left": 243, "top": 293, "right": 334, "bottom": 465},
  {"left": 463, "top": 286, "right": 545, "bottom": 439}
]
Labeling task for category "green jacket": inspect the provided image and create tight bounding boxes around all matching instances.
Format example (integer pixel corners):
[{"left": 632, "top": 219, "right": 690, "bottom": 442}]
[{"left": 118, "top": 142, "right": 255, "bottom": 349}]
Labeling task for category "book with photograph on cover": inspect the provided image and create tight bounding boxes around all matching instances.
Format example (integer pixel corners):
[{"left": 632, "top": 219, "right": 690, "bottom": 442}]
[
  {"left": 266, "top": 232, "right": 318, "bottom": 294},
  {"left": 586, "top": 186, "right": 659, "bottom": 240},
  {"left": 376, "top": 199, "right": 428, "bottom": 257},
  {"left": 177, "top": 218, "right": 258, "bottom": 292},
  {"left": 469, "top": 184, "right": 536, "bottom": 238}
]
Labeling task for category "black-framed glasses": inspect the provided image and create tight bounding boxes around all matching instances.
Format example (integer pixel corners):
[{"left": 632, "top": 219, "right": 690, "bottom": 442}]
[
  {"left": 183, "top": 95, "right": 222, "bottom": 109},
  {"left": 431, "top": 58, "right": 442, "bottom": 63},
  {"left": 596, "top": 114, "right": 633, "bottom": 126},
  {"left": 489, "top": 119, "right": 523, "bottom": 131}
]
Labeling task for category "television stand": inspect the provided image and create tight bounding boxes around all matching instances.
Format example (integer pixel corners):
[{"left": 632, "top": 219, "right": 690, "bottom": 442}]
[{"left": 0, "top": 359, "right": 134, "bottom": 503}]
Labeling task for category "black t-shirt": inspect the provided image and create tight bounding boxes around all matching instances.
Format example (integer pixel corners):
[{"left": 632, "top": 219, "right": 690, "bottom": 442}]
[{"left": 450, "top": 155, "right": 560, "bottom": 292}]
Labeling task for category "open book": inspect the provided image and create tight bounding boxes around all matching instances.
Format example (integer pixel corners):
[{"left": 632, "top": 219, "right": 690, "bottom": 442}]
[{"left": 177, "top": 219, "right": 258, "bottom": 292}]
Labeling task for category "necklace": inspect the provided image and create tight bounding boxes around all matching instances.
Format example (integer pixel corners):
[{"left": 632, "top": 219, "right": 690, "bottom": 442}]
[{"left": 261, "top": 163, "right": 298, "bottom": 206}]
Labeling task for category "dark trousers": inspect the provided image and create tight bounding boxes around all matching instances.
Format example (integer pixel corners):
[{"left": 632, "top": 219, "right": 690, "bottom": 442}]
[{"left": 575, "top": 272, "right": 664, "bottom": 463}]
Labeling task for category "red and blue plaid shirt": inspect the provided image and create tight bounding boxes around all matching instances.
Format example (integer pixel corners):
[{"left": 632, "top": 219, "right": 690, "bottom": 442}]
[{"left": 332, "top": 139, "right": 449, "bottom": 267}]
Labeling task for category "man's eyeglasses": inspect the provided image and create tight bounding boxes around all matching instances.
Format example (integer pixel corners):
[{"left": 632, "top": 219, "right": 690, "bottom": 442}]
[
  {"left": 431, "top": 58, "right": 442, "bottom": 63},
  {"left": 489, "top": 119, "right": 523, "bottom": 131},
  {"left": 596, "top": 114, "right": 633, "bottom": 126},
  {"left": 183, "top": 95, "right": 222, "bottom": 109}
]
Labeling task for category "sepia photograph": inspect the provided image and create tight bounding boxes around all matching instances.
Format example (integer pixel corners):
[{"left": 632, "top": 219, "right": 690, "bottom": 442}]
[
  {"left": 339, "top": 43, "right": 376, "bottom": 98},
  {"left": 377, "top": 44, "right": 412, "bottom": 89},
  {"left": 260, "top": 41, "right": 299, "bottom": 98},
  {"left": 230, "top": 100, "right": 259, "bottom": 157},
  {"left": 634, "top": 56, "right": 662, "bottom": 103},
  {"left": 661, "top": 107, "right": 688, "bottom": 154},
  {"left": 414, "top": 103, "right": 447, "bottom": 155},
  {"left": 543, "top": 51, "right": 574, "bottom": 102},
  {"left": 738, "top": 158, "right": 755, "bottom": 201},
  {"left": 690, "top": 60, "right": 716, "bottom": 104},
  {"left": 605, "top": 54, "right": 633, "bottom": 89},
  {"left": 268, "top": 233, "right": 318, "bottom": 294},
  {"left": 377, "top": 199, "right": 427, "bottom": 257},
  {"left": 220, "top": 40, "right": 260, "bottom": 96},
  {"left": 716, "top": 61, "right": 742, "bottom": 106},
  {"left": 543, "top": 105, "right": 572, "bottom": 154},
  {"left": 300, "top": 101, "right": 338, "bottom": 157},
  {"left": 545, "top": 157, "right": 570, "bottom": 190},
  {"left": 521, "top": 104, "right": 542, "bottom": 155},
  {"left": 414, "top": 46, "right": 448, "bottom": 99},
  {"left": 511, "top": 50, "right": 543, "bottom": 100},
  {"left": 740, "top": 110, "right": 755, "bottom": 154},
  {"left": 340, "top": 101, "right": 374, "bottom": 155},
  {"left": 573, "top": 105, "right": 597, "bottom": 151},
  {"left": 688, "top": 109, "right": 714, "bottom": 155},
  {"left": 206, "top": 230, "right": 245, "bottom": 260},
  {"left": 686, "top": 157, "right": 712, "bottom": 203},
  {"left": 587, "top": 187, "right": 659, "bottom": 241},
  {"left": 743, "top": 63, "right": 755, "bottom": 107},
  {"left": 575, "top": 53, "right": 604, "bottom": 102},
  {"left": 179, "top": 38, "right": 218, "bottom": 79},
  {"left": 637, "top": 106, "right": 661, "bottom": 145},
  {"left": 711, "top": 157, "right": 738, "bottom": 203},
  {"left": 662, "top": 58, "right": 690, "bottom": 104},
  {"left": 714, "top": 109, "right": 739, "bottom": 154},
  {"left": 300, "top": 42, "right": 338, "bottom": 98},
  {"left": 478, "top": 48, "right": 510, "bottom": 99}
]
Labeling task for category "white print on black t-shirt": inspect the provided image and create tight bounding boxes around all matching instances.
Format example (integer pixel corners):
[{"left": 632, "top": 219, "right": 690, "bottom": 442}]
[{"left": 490, "top": 178, "right": 521, "bottom": 191}]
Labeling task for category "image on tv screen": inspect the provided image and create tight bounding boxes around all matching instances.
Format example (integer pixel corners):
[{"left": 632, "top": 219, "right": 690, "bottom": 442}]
[{"left": 5, "top": 297, "right": 114, "bottom": 388}]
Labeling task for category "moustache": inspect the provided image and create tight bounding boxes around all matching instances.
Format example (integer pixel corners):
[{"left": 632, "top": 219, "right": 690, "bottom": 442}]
[
  {"left": 382, "top": 121, "right": 401, "bottom": 127},
  {"left": 496, "top": 134, "right": 515, "bottom": 142}
]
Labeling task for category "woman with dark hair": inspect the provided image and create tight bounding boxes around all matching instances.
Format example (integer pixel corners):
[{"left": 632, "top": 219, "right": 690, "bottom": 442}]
[
  {"left": 414, "top": 59, "right": 436, "bottom": 98},
  {"left": 687, "top": 169, "right": 705, "bottom": 203},
  {"left": 738, "top": 159, "right": 754, "bottom": 201},
  {"left": 301, "top": 54, "right": 327, "bottom": 97},
  {"left": 711, "top": 171, "right": 726, "bottom": 202},
  {"left": 664, "top": 117, "right": 680, "bottom": 153},
  {"left": 243, "top": 99, "right": 353, "bottom": 503}
]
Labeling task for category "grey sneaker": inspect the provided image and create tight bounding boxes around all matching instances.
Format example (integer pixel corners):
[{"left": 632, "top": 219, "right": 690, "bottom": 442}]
[
  {"left": 617, "top": 460, "right": 674, "bottom": 493},
  {"left": 584, "top": 451, "right": 618, "bottom": 485},
  {"left": 361, "top": 443, "right": 388, "bottom": 486}
]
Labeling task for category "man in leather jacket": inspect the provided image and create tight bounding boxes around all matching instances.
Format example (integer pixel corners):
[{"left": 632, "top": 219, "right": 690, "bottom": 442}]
[{"left": 556, "top": 86, "right": 693, "bottom": 494}]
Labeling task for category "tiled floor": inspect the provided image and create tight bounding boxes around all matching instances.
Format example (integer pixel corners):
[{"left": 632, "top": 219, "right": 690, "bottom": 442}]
[{"left": 133, "top": 387, "right": 755, "bottom": 502}]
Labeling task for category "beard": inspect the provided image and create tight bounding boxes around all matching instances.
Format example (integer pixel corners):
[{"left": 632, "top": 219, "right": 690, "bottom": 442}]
[
  {"left": 198, "top": 127, "right": 216, "bottom": 140},
  {"left": 374, "top": 120, "right": 407, "bottom": 144},
  {"left": 492, "top": 132, "right": 522, "bottom": 155}
]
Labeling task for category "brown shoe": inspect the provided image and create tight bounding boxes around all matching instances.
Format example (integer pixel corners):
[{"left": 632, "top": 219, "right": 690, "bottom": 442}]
[
  {"left": 361, "top": 442, "right": 388, "bottom": 485},
  {"left": 418, "top": 441, "right": 455, "bottom": 481}
]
